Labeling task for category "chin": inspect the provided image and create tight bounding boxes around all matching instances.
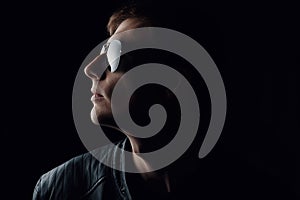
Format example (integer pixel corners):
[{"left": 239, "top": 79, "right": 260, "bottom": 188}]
[
  {"left": 90, "top": 106, "right": 114, "bottom": 126},
  {"left": 90, "top": 107, "right": 100, "bottom": 125}
]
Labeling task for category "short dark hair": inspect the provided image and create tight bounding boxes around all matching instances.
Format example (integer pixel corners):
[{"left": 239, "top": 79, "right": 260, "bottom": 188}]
[{"left": 107, "top": 4, "right": 153, "bottom": 35}]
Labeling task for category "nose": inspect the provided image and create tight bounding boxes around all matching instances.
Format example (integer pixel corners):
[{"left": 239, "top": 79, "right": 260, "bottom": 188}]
[{"left": 84, "top": 54, "right": 107, "bottom": 80}]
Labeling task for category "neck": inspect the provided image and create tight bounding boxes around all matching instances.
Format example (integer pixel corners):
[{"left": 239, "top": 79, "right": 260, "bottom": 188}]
[
  {"left": 127, "top": 136, "right": 171, "bottom": 192},
  {"left": 127, "top": 136, "right": 156, "bottom": 171}
]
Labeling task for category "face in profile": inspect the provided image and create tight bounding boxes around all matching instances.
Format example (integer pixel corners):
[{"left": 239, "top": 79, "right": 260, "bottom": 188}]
[{"left": 84, "top": 18, "right": 144, "bottom": 126}]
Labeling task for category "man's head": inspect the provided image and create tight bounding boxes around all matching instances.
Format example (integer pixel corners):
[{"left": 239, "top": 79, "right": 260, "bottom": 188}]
[
  {"left": 81, "top": 2, "right": 221, "bottom": 156},
  {"left": 84, "top": 4, "right": 214, "bottom": 143}
]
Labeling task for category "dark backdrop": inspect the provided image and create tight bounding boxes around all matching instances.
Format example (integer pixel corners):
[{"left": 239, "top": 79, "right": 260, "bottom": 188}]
[{"left": 2, "top": 0, "right": 299, "bottom": 199}]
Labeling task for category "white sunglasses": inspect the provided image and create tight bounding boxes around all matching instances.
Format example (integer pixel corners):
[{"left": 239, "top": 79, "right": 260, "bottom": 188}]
[{"left": 100, "top": 39, "right": 122, "bottom": 73}]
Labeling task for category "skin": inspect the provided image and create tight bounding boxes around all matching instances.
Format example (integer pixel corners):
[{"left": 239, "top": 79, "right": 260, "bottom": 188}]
[{"left": 84, "top": 18, "right": 171, "bottom": 192}]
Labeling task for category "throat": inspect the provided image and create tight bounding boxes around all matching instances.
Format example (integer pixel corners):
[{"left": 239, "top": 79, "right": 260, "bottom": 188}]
[
  {"left": 126, "top": 171, "right": 172, "bottom": 200},
  {"left": 126, "top": 135, "right": 173, "bottom": 193}
]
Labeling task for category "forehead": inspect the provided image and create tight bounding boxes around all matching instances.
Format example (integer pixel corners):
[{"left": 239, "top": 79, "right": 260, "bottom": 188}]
[
  {"left": 108, "top": 18, "right": 146, "bottom": 42},
  {"left": 116, "top": 18, "right": 144, "bottom": 34}
]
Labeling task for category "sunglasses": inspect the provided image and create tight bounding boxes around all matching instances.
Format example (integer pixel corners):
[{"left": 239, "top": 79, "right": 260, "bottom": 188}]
[{"left": 100, "top": 39, "right": 122, "bottom": 73}]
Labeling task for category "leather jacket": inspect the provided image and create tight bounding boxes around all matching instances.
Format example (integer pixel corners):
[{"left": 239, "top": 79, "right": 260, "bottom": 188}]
[
  {"left": 33, "top": 139, "right": 133, "bottom": 200},
  {"left": 33, "top": 138, "right": 202, "bottom": 200},
  {"left": 33, "top": 138, "right": 290, "bottom": 199}
]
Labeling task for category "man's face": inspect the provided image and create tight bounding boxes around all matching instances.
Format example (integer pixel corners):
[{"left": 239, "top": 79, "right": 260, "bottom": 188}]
[{"left": 84, "top": 18, "right": 142, "bottom": 125}]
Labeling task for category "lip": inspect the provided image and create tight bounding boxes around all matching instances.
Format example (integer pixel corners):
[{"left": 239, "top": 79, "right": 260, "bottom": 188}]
[{"left": 91, "top": 93, "right": 105, "bottom": 102}]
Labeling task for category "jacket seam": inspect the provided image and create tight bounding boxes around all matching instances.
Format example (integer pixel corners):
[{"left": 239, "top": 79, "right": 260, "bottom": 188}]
[{"left": 79, "top": 176, "right": 106, "bottom": 199}]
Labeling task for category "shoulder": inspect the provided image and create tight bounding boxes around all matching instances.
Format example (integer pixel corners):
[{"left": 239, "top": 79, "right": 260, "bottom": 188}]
[{"left": 33, "top": 143, "right": 118, "bottom": 200}]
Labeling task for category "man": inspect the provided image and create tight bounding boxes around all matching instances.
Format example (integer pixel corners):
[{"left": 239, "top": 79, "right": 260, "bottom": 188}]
[
  {"left": 34, "top": 2, "right": 295, "bottom": 199},
  {"left": 33, "top": 4, "right": 208, "bottom": 200}
]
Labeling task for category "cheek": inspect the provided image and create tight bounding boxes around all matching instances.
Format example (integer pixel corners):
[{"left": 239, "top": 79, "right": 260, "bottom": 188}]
[
  {"left": 106, "top": 73, "right": 133, "bottom": 118},
  {"left": 106, "top": 73, "right": 124, "bottom": 99}
]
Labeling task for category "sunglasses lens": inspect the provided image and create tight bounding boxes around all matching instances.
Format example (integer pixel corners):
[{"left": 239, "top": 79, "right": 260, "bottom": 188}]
[{"left": 107, "top": 40, "right": 121, "bottom": 72}]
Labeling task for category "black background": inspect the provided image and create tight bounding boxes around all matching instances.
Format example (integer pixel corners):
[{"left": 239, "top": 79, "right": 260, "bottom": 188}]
[{"left": 2, "top": 0, "right": 299, "bottom": 199}]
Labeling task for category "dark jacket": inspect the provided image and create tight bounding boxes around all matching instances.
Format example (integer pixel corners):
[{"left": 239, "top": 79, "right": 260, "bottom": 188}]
[
  {"left": 33, "top": 138, "right": 202, "bottom": 200},
  {"left": 33, "top": 139, "right": 294, "bottom": 199},
  {"left": 33, "top": 140, "right": 132, "bottom": 200}
]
